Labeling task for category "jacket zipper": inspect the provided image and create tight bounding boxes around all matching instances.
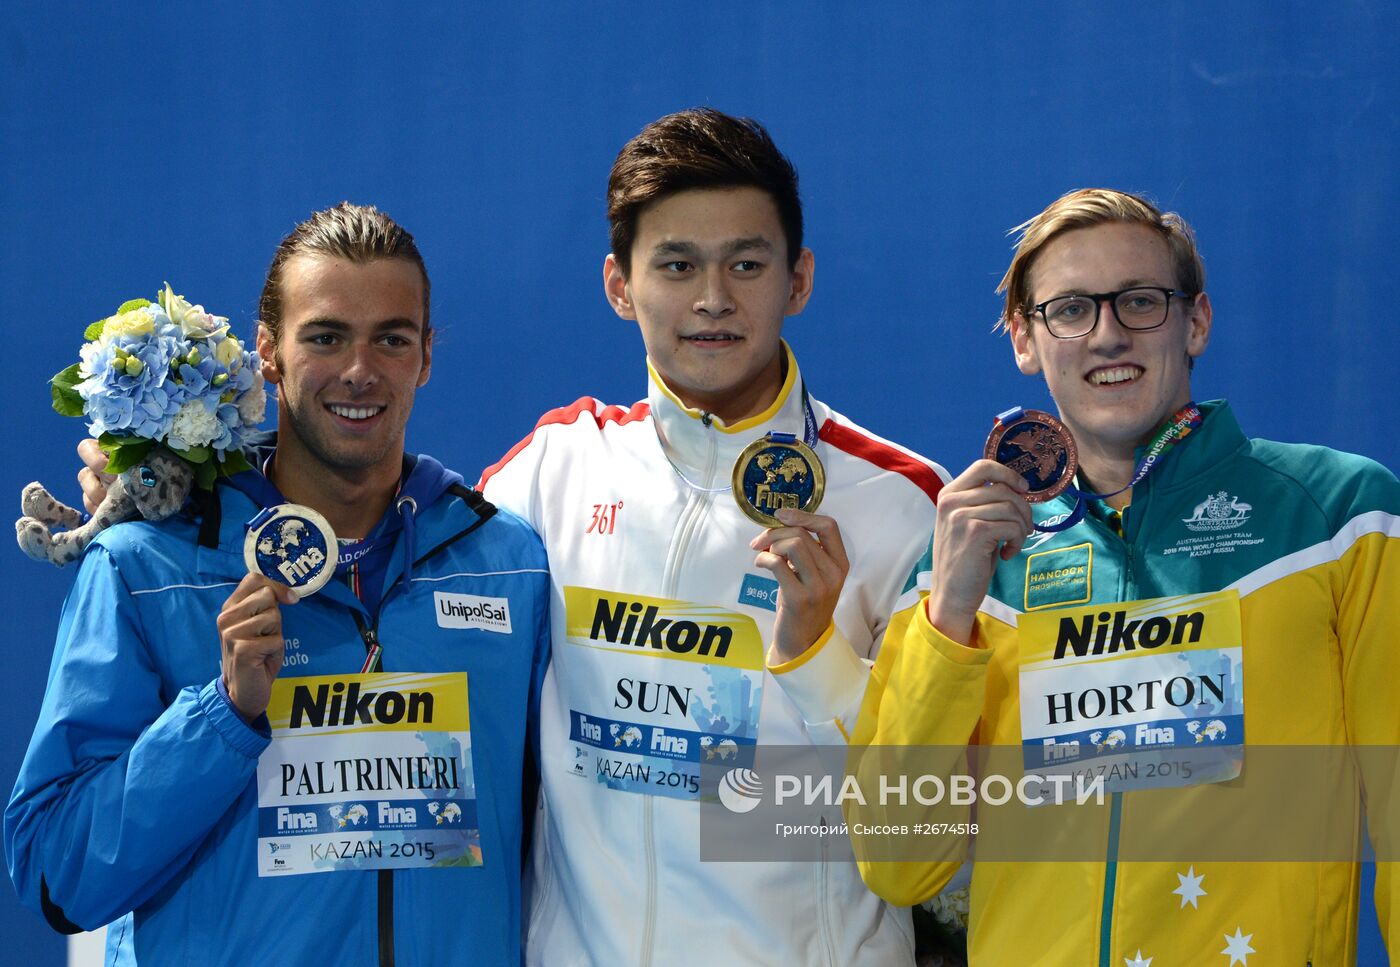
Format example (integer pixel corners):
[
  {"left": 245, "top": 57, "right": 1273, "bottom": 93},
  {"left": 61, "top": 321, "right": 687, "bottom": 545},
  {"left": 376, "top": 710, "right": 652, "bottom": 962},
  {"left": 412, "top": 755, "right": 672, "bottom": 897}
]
[
  {"left": 818, "top": 815, "right": 836, "bottom": 966},
  {"left": 352, "top": 612, "right": 396, "bottom": 967},
  {"left": 349, "top": 503, "right": 491, "bottom": 967},
  {"left": 1097, "top": 508, "right": 1137, "bottom": 967},
  {"left": 1097, "top": 793, "right": 1122, "bottom": 967},
  {"left": 641, "top": 413, "right": 719, "bottom": 967}
]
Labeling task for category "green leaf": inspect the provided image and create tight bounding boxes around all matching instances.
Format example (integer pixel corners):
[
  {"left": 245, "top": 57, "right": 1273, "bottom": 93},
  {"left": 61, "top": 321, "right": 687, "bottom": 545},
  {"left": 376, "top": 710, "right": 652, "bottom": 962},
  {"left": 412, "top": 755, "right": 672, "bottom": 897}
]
[
  {"left": 193, "top": 458, "right": 218, "bottom": 491},
  {"left": 84, "top": 319, "right": 107, "bottom": 341},
  {"left": 115, "top": 298, "right": 152, "bottom": 315},
  {"left": 51, "top": 384, "right": 85, "bottom": 417},
  {"left": 50, "top": 363, "right": 86, "bottom": 417},
  {"left": 103, "top": 440, "right": 155, "bottom": 475},
  {"left": 168, "top": 444, "right": 212, "bottom": 464},
  {"left": 52, "top": 362, "right": 82, "bottom": 390},
  {"left": 218, "top": 450, "right": 253, "bottom": 477}
]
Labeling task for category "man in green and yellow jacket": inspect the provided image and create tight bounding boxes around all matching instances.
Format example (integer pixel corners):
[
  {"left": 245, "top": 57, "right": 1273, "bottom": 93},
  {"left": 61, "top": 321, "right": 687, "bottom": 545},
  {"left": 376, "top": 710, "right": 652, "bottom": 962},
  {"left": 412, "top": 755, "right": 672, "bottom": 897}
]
[{"left": 852, "top": 188, "right": 1398, "bottom": 966}]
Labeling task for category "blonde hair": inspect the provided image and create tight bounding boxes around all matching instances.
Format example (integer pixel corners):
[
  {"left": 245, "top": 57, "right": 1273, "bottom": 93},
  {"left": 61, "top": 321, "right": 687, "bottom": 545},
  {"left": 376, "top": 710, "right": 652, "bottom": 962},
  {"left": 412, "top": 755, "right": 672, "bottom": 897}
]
[{"left": 996, "top": 189, "right": 1204, "bottom": 333}]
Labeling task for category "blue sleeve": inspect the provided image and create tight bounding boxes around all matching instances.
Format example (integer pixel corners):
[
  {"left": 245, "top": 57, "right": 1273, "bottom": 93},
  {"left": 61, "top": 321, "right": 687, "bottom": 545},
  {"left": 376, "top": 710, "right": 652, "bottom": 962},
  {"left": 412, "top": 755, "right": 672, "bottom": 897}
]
[
  {"left": 4, "top": 543, "right": 270, "bottom": 930},
  {"left": 518, "top": 561, "right": 552, "bottom": 859},
  {"left": 528, "top": 568, "right": 553, "bottom": 780}
]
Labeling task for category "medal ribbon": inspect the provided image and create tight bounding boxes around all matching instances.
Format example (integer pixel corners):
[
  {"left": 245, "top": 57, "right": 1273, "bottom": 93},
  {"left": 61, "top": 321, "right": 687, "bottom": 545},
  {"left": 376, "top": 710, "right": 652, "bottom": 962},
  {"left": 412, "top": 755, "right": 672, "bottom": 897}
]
[
  {"left": 240, "top": 456, "right": 402, "bottom": 576},
  {"left": 760, "top": 384, "right": 820, "bottom": 449},
  {"left": 1031, "top": 402, "right": 1203, "bottom": 533},
  {"left": 663, "top": 385, "right": 819, "bottom": 494}
]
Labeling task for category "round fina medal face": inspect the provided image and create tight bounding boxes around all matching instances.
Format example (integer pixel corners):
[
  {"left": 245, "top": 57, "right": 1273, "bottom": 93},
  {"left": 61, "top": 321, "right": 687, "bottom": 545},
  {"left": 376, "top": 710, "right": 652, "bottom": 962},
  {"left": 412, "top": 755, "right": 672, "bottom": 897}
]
[
  {"left": 732, "top": 436, "right": 826, "bottom": 527},
  {"left": 243, "top": 503, "right": 338, "bottom": 595},
  {"left": 984, "top": 408, "right": 1078, "bottom": 503}
]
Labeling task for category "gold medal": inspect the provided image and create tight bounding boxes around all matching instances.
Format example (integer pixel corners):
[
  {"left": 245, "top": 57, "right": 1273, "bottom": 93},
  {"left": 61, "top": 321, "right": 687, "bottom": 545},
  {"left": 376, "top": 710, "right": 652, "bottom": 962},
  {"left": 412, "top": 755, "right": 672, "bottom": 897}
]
[{"left": 732, "top": 433, "right": 825, "bottom": 527}]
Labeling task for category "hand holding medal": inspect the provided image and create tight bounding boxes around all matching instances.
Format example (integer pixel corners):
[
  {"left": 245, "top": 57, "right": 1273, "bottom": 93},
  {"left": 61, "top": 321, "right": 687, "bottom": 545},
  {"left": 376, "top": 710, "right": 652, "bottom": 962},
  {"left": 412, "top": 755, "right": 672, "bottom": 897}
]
[
  {"left": 985, "top": 404, "right": 1202, "bottom": 533},
  {"left": 923, "top": 455, "right": 1034, "bottom": 647},
  {"left": 749, "top": 508, "right": 850, "bottom": 663},
  {"left": 731, "top": 395, "right": 847, "bottom": 663},
  {"left": 219, "top": 504, "right": 337, "bottom": 720}
]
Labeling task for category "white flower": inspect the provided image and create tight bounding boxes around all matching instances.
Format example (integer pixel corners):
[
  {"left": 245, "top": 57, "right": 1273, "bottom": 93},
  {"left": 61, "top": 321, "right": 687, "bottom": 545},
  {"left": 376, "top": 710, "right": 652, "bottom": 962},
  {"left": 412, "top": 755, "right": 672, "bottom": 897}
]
[
  {"left": 78, "top": 338, "right": 104, "bottom": 379},
  {"left": 162, "top": 283, "right": 229, "bottom": 340},
  {"left": 237, "top": 371, "right": 267, "bottom": 425},
  {"left": 167, "top": 399, "right": 221, "bottom": 450},
  {"left": 213, "top": 334, "right": 244, "bottom": 368},
  {"left": 101, "top": 305, "right": 158, "bottom": 342},
  {"left": 924, "top": 885, "right": 971, "bottom": 931},
  {"left": 80, "top": 306, "right": 162, "bottom": 377}
]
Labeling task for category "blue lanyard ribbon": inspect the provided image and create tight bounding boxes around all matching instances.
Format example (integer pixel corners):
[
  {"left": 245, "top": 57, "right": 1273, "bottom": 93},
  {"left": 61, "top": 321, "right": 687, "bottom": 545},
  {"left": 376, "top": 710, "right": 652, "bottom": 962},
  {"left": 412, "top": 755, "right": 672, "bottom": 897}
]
[
  {"left": 764, "top": 384, "right": 820, "bottom": 449},
  {"left": 1034, "top": 403, "right": 1203, "bottom": 533}
]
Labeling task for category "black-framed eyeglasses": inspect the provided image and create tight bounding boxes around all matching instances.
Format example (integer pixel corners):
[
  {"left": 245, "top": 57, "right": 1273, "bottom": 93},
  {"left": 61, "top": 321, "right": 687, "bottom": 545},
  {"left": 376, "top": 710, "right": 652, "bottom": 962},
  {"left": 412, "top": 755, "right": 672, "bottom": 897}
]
[{"left": 1032, "top": 286, "right": 1193, "bottom": 339}]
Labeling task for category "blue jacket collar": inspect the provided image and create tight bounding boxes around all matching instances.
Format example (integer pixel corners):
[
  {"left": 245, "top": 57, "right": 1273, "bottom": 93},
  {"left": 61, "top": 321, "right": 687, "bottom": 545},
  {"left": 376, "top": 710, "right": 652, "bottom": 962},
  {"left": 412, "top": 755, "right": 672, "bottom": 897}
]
[{"left": 199, "top": 439, "right": 468, "bottom": 615}]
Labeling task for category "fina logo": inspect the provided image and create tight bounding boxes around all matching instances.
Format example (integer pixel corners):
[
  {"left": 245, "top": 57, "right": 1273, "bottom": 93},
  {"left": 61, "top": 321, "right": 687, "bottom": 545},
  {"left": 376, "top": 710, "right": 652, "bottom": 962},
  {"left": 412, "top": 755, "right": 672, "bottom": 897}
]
[
  {"left": 427, "top": 801, "right": 462, "bottom": 825},
  {"left": 1186, "top": 719, "right": 1228, "bottom": 743},
  {"left": 717, "top": 768, "right": 764, "bottom": 814}
]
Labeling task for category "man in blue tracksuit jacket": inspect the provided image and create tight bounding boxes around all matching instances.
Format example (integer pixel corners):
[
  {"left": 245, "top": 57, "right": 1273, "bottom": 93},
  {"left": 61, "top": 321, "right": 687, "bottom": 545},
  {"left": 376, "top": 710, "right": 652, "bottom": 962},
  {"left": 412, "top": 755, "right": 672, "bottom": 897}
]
[{"left": 6, "top": 203, "right": 550, "bottom": 966}]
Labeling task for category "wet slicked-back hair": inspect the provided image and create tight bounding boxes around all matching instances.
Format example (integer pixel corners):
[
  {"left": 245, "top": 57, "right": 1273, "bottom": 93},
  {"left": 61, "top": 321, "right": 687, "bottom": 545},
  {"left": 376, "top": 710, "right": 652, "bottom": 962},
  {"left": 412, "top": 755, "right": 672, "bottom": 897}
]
[
  {"left": 607, "top": 108, "right": 804, "bottom": 276},
  {"left": 997, "top": 188, "right": 1205, "bottom": 333},
  {"left": 258, "top": 202, "right": 431, "bottom": 342}
]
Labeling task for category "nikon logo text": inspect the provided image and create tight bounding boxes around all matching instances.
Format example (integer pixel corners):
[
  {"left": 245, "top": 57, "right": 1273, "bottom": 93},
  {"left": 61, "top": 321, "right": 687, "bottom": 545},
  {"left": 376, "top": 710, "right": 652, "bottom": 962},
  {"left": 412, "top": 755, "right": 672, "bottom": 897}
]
[
  {"left": 590, "top": 596, "right": 732, "bottom": 658},
  {"left": 1054, "top": 608, "right": 1204, "bottom": 660},
  {"left": 434, "top": 592, "right": 512, "bottom": 633},
  {"left": 289, "top": 682, "right": 434, "bottom": 729}
]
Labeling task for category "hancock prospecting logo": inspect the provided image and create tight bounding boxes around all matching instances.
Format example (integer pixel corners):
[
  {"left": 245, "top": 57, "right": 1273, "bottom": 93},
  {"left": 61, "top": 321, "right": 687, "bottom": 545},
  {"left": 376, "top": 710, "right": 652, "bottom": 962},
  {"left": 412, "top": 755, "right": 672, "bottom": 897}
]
[
  {"left": 1182, "top": 491, "right": 1252, "bottom": 531},
  {"left": 717, "top": 768, "right": 764, "bottom": 813}
]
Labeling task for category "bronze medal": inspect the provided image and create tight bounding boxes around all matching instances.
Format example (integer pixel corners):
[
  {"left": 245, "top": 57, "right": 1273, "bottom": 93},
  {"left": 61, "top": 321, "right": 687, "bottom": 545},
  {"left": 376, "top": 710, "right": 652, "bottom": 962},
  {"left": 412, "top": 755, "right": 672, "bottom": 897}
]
[{"left": 984, "top": 407, "right": 1078, "bottom": 503}]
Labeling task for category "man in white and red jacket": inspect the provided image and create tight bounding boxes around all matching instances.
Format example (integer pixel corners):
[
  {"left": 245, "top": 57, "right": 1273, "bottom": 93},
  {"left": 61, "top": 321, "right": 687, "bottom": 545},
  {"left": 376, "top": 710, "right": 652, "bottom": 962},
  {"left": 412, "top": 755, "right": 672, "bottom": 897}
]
[{"left": 480, "top": 108, "right": 950, "bottom": 966}]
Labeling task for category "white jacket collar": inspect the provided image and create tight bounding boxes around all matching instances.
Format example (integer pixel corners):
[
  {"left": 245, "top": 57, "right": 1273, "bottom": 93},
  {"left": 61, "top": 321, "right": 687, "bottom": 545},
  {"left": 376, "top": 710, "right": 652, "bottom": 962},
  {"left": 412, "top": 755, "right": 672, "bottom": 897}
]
[{"left": 646, "top": 341, "right": 809, "bottom": 480}]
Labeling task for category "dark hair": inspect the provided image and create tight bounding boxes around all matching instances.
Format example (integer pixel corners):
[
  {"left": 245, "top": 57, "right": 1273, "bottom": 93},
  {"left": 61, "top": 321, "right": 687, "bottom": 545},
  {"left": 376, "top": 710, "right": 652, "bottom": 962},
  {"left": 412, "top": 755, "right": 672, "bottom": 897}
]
[
  {"left": 607, "top": 108, "right": 803, "bottom": 276},
  {"left": 258, "top": 202, "right": 430, "bottom": 343}
]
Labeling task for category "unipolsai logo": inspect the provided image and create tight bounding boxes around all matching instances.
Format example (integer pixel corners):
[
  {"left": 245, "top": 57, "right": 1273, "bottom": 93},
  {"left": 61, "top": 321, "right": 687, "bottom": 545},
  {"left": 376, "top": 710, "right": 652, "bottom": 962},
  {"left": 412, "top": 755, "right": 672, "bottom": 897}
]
[
  {"left": 1183, "top": 491, "right": 1252, "bottom": 531},
  {"left": 434, "top": 592, "right": 513, "bottom": 633},
  {"left": 717, "top": 768, "right": 764, "bottom": 814}
]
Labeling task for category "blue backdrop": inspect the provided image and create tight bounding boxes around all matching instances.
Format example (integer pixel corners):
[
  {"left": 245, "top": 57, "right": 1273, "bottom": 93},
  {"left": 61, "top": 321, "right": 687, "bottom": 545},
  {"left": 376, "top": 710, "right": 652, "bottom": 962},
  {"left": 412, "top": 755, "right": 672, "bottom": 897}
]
[{"left": 2, "top": 3, "right": 1394, "bottom": 963}]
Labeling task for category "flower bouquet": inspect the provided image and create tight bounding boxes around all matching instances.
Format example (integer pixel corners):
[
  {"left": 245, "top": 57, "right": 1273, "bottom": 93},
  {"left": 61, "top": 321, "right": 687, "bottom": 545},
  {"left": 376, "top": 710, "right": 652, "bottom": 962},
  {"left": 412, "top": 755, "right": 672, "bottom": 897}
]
[{"left": 16, "top": 285, "right": 267, "bottom": 565}]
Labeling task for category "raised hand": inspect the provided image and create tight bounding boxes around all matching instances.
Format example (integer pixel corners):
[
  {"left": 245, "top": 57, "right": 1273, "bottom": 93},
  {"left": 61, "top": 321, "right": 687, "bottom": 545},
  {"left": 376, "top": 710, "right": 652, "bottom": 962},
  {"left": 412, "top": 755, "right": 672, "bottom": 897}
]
[
  {"left": 751, "top": 508, "right": 850, "bottom": 663},
  {"left": 216, "top": 573, "right": 300, "bottom": 720},
  {"left": 926, "top": 460, "right": 1032, "bottom": 646}
]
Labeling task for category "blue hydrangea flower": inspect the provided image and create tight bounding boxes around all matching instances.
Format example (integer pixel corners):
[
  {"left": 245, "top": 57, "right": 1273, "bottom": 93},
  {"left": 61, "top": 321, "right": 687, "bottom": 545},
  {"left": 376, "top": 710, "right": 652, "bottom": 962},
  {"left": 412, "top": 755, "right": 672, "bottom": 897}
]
[
  {"left": 77, "top": 317, "right": 185, "bottom": 440},
  {"left": 176, "top": 354, "right": 222, "bottom": 397},
  {"left": 68, "top": 294, "right": 266, "bottom": 461}
]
